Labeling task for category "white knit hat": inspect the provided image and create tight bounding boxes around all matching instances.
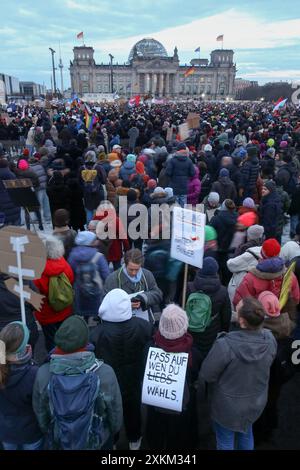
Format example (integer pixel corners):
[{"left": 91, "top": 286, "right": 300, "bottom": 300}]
[{"left": 159, "top": 304, "right": 188, "bottom": 340}]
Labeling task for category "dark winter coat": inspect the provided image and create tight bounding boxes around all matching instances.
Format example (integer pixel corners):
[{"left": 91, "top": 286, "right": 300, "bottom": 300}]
[
  {"left": 46, "top": 182, "right": 72, "bottom": 217},
  {"left": 240, "top": 157, "right": 260, "bottom": 197},
  {"left": 91, "top": 317, "right": 152, "bottom": 400},
  {"left": 67, "top": 179, "right": 86, "bottom": 231},
  {"left": 211, "top": 176, "right": 237, "bottom": 203},
  {"left": 0, "top": 355, "right": 42, "bottom": 445},
  {"left": 165, "top": 153, "right": 195, "bottom": 195},
  {"left": 187, "top": 272, "right": 231, "bottom": 362},
  {"left": 0, "top": 167, "right": 21, "bottom": 225},
  {"left": 200, "top": 328, "right": 277, "bottom": 433},
  {"left": 29, "top": 162, "right": 48, "bottom": 189},
  {"left": 210, "top": 210, "right": 238, "bottom": 252},
  {"left": 260, "top": 191, "right": 283, "bottom": 239}
]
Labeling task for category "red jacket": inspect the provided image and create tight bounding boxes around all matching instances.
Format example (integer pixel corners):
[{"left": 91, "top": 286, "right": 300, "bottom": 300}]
[
  {"left": 33, "top": 257, "right": 74, "bottom": 325},
  {"left": 233, "top": 267, "right": 300, "bottom": 308},
  {"left": 93, "top": 213, "right": 130, "bottom": 262}
]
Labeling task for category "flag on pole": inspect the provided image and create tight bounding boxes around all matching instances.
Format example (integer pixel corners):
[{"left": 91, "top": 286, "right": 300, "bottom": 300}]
[
  {"left": 195, "top": 47, "right": 200, "bottom": 53},
  {"left": 184, "top": 66, "right": 196, "bottom": 78},
  {"left": 216, "top": 35, "right": 224, "bottom": 41},
  {"left": 272, "top": 98, "right": 288, "bottom": 113},
  {"left": 129, "top": 95, "right": 141, "bottom": 107},
  {"left": 77, "top": 32, "right": 84, "bottom": 39}
]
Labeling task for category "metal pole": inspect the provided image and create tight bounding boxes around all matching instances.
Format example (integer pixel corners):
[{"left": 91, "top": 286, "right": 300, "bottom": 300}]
[
  {"left": 49, "top": 48, "right": 57, "bottom": 97},
  {"left": 109, "top": 54, "right": 114, "bottom": 93}
]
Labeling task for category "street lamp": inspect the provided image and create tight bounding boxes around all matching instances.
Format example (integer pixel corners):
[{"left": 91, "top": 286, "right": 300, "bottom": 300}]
[
  {"left": 109, "top": 54, "right": 114, "bottom": 93},
  {"left": 49, "top": 48, "right": 57, "bottom": 97}
]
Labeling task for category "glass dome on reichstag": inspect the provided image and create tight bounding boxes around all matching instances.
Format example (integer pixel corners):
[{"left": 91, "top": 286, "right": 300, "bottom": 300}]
[{"left": 128, "top": 38, "right": 168, "bottom": 62}]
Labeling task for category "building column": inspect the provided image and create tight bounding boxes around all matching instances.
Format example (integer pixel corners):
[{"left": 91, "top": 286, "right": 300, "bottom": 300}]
[
  {"left": 173, "top": 73, "right": 180, "bottom": 96},
  {"left": 165, "top": 73, "right": 170, "bottom": 95},
  {"left": 145, "top": 73, "right": 150, "bottom": 93},
  {"left": 159, "top": 73, "right": 164, "bottom": 96},
  {"left": 151, "top": 73, "right": 157, "bottom": 94}
]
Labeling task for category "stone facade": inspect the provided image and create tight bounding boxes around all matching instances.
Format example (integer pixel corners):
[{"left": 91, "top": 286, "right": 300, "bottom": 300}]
[{"left": 70, "top": 38, "right": 236, "bottom": 100}]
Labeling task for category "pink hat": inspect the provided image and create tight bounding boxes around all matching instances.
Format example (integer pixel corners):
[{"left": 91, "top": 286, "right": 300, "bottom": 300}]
[
  {"left": 258, "top": 291, "right": 280, "bottom": 317},
  {"left": 147, "top": 179, "right": 157, "bottom": 190},
  {"left": 280, "top": 140, "right": 288, "bottom": 149},
  {"left": 18, "top": 159, "right": 29, "bottom": 170}
]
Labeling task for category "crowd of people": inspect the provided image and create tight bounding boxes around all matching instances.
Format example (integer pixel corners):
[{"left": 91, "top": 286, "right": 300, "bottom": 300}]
[{"left": 0, "top": 98, "right": 300, "bottom": 451}]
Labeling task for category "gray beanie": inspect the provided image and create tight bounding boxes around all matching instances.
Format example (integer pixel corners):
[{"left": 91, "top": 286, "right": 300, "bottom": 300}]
[
  {"left": 247, "top": 224, "right": 264, "bottom": 241},
  {"left": 207, "top": 192, "right": 220, "bottom": 205}
]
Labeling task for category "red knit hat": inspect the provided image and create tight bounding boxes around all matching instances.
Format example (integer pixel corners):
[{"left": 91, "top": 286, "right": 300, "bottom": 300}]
[
  {"left": 261, "top": 238, "right": 281, "bottom": 258},
  {"left": 237, "top": 211, "right": 257, "bottom": 228},
  {"left": 23, "top": 148, "right": 30, "bottom": 157}
]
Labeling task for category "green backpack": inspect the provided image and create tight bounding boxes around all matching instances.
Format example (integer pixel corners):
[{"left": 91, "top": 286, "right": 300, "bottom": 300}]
[
  {"left": 48, "top": 273, "right": 74, "bottom": 312},
  {"left": 185, "top": 292, "right": 212, "bottom": 332}
]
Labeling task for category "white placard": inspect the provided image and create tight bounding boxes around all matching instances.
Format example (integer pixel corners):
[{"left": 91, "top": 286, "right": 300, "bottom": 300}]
[
  {"left": 142, "top": 347, "right": 188, "bottom": 412},
  {"left": 171, "top": 207, "right": 206, "bottom": 268},
  {"left": 178, "top": 122, "right": 190, "bottom": 141}
]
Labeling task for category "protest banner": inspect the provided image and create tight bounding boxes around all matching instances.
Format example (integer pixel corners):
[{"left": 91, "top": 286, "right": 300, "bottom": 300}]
[
  {"left": 178, "top": 122, "right": 190, "bottom": 141},
  {"left": 186, "top": 112, "right": 200, "bottom": 129},
  {"left": 171, "top": 207, "right": 206, "bottom": 306},
  {"left": 142, "top": 347, "right": 189, "bottom": 412},
  {"left": 0, "top": 226, "right": 46, "bottom": 323}
]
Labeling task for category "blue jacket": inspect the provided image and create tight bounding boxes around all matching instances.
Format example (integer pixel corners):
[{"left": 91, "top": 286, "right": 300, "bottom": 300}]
[
  {"left": 0, "top": 353, "right": 42, "bottom": 444},
  {"left": 165, "top": 153, "right": 195, "bottom": 195},
  {"left": 68, "top": 246, "right": 110, "bottom": 316},
  {"left": 0, "top": 167, "right": 21, "bottom": 225},
  {"left": 119, "top": 161, "right": 135, "bottom": 182}
]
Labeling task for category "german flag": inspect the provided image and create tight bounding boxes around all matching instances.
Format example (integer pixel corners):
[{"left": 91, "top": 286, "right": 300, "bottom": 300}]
[{"left": 184, "top": 66, "right": 196, "bottom": 78}]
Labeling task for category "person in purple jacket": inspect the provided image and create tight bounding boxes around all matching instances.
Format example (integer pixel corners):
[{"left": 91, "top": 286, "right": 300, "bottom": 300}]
[{"left": 187, "top": 166, "right": 201, "bottom": 206}]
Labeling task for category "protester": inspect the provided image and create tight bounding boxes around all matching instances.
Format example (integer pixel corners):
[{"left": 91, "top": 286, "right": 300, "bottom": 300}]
[{"left": 52, "top": 209, "right": 77, "bottom": 259}]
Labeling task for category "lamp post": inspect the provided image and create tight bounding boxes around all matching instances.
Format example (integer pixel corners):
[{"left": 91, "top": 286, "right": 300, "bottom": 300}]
[
  {"left": 109, "top": 54, "right": 114, "bottom": 93},
  {"left": 49, "top": 48, "right": 57, "bottom": 97}
]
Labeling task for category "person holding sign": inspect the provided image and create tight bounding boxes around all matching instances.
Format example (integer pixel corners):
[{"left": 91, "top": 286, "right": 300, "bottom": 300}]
[{"left": 144, "top": 304, "right": 200, "bottom": 451}]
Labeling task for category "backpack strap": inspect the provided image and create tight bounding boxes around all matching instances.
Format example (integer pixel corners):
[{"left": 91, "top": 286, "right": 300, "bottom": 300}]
[{"left": 246, "top": 248, "right": 261, "bottom": 261}]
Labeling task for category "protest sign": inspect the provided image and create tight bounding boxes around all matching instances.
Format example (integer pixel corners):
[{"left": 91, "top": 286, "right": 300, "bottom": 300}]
[
  {"left": 186, "top": 112, "right": 200, "bottom": 129},
  {"left": 142, "top": 347, "right": 189, "bottom": 412},
  {"left": 171, "top": 207, "right": 205, "bottom": 269},
  {"left": 0, "top": 226, "right": 46, "bottom": 321},
  {"left": 178, "top": 122, "right": 190, "bottom": 141},
  {"left": 166, "top": 126, "right": 173, "bottom": 142}
]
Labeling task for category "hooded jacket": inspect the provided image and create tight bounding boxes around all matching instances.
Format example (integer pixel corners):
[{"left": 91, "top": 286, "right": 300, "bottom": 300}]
[
  {"left": 187, "top": 272, "right": 231, "bottom": 361},
  {"left": 240, "top": 157, "right": 260, "bottom": 197},
  {"left": 233, "top": 257, "right": 300, "bottom": 307},
  {"left": 211, "top": 176, "right": 237, "bottom": 203},
  {"left": 0, "top": 167, "right": 21, "bottom": 225},
  {"left": 165, "top": 153, "right": 195, "bottom": 195},
  {"left": 210, "top": 209, "right": 238, "bottom": 252},
  {"left": 0, "top": 348, "right": 42, "bottom": 445},
  {"left": 200, "top": 328, "right": 277, "bottom": 432},
  {"left": 260, "top": 191, "right": 283, "bottom": 239},
  {"left": 119, "top": 161, "right": 136, "bottom": 182},
  {"left": 91, "top": 291, "right": 152, "bottom": 399},
  {"left": 32, "top": 350, "right": 123, "bottom": 446},
  {"left": 187, "top": 167, "right": 201, "bottom": 205},
  {"left": 33, "top": 257, "right": 74, "bottom": 325}
]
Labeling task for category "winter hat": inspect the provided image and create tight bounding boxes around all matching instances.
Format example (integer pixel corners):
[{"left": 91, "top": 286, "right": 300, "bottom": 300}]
[
  {"left": 143, "top": 148, "right": 155, "bottom": 156},
  {"left": 153, "top": 186, "right": 164, "bottom": 194},
  {"left": 246, "top": 146, "right": 258, "bottom": 158},
  {"left": 126, "top": 154, "right": 136, "bottom": 163},
  {"left": 22, "top": 148, "right": 30, "bottom": 157},
  {"left": 108, "top": 152, "right": 119, "bottom": 162},
  {"left": 238, "top": 148, "right": 247, "bottom": 158},
  {"left": 207, "top": 192, "right": 220, "bottom": 205},
  {"left": 164, "top": 187, "right": 174, "bottom": 199},
  {"left": 264, "top": 180, "right": 277, "bottom": 193},
  {"left": 280, "top": 140, "right": 288, "bottom": 149},
  {"left": 200, "top": 256, "right": 219, "bottom": 275},
  {"left": 159, "top": 304, "right": 188, "bottom": 340},
  {"left": 6, "top": 321, "right": 30, "bottom": 354},
  {"left": 258, "top": 291, "right": 280, "bottom": 318},
  {"left": 55, "top": 315, "right": 89, "bottom": 353},
  {"left": 147, "top": 179, "right": 157, "bottom": 190},
  {"left": 247, "top": 224, "right": 264, "bottom": 241},
  {"left": 237, "top": 211, "right": 257, "bottom": 228},
  {"left": 75, "top": 231, "right": 96, "bottom": 246},
  {"left": 219, "top": 168, "right": 229, "bottom": 178},
  {"left": 110, "top": 159, "right": 122, "bottom": 168},
  {"left": 261, "top": 238, "right": 281, "bottom": 258},
  {"left": 267, "top": 148, "right": 276, "bottom": 157},
  {"left": 243, "top": 197, "right": 255, "bottom": 209},
  {"left": 204, "top": 144, "right": 212, "bottom": 152},
  {"left": 267, "top": 138, "right": 275, "bottom": 148},
  {"left": 205, "top": 225, "right": 217, "bottom": 242},
  {"left": 177, "top": 143, "right": 187, "bottom": 151},
  {"left": 18, "top": 159, "right": 29, "bottom": 170},
  {"left": 98, "top": 289, "right": 132, "bottom": 322},
  {"left": 112, "top": 144, "right": 121, "bottom": 150}
]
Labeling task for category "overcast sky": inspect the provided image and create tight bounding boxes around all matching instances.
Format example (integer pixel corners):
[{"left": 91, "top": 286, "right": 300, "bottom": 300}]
[{"left": 1, "top": 0, "right": 300, "bottom": 88}]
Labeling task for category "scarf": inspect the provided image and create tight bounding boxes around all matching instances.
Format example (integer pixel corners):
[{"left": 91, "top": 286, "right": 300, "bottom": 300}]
[
  {"left": 154, "top": 330, "right": 193, "bottom": 366},
  {"left": 123, "top": 265, "right": 143, "bottom": 283}
]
